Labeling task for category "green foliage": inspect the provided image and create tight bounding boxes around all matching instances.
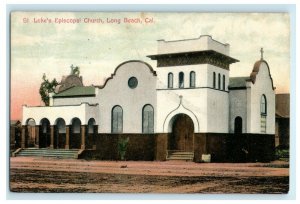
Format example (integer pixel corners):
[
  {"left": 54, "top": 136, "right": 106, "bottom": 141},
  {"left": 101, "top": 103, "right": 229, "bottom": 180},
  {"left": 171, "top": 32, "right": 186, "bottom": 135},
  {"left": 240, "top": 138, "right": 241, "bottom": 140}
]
[
  {"left": 118, "top": 137, "right": 129, "bottom": 161},
  {"left": 275, "top": 148, "right": 289, "bottom": 161},
  {"left": 39, "top": 73, "right": 58, "bottom": 106},
  {"left": 70, "top": 64, "right": 80, "bottom": 76}
]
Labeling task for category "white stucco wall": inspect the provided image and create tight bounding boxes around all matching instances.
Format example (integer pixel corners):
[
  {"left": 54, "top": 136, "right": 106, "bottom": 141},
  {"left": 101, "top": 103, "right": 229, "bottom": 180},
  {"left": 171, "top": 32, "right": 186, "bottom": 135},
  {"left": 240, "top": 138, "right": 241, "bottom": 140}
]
[
  {"left": 22, "top": 103, "right": 99, "bottom": 126},
  {"left": 247, "top": 62, "right": 275, "bottom": 134},
  {"left": 206, "top": 89, "right": 229, "bottom": 133},
  {"left": 96, "top": 61, "right": 157, "bottom": 133},
  {"left": 229, "top": 89, "right": 248, "bottom": 133},
  {"left": 156, "top": 89, "right": 206, "bottom": 133}
]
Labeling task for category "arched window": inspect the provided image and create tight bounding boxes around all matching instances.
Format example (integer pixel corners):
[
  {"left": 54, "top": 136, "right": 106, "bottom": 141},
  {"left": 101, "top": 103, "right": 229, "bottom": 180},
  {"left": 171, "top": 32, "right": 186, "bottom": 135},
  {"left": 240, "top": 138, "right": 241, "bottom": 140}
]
[
  {"left": 190, "top": 71, "right": 195, "bottom": 88},
  {"left": 218, "top": 73, "right": 221, "bottom": 89},
  {"left": 213, "top": 72, "right": 216, "bottom": 88},
  {"left": 179, "top": 72, "right": 184, "bottom": 88},
  {"left": 234, "top": 116, "right": 242, "bottom": 134},
  {"left": 112, "top": 105, "right": 123, "bottom": 133},
  {"left": 261, "top": 95, "right": 267, "bottom": 115},
  {"left": 223, "top": 75, "right": 225, "bottom": 91},
  {"left": 168, "top": 73, "right": 173, "bottom": 88},
  {"left": 260, "top": 95, "right": 267, "bottom": 133},
  {"left": 142, "top": 104, "right": 154, "bottom": 133}
]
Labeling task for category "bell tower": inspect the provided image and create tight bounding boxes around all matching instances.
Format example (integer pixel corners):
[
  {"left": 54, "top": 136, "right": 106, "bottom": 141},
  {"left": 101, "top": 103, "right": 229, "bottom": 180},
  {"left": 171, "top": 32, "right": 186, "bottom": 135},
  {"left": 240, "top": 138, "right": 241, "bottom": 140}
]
[{"left": 148, "top": 35, "right": 239, "bottom": 133}]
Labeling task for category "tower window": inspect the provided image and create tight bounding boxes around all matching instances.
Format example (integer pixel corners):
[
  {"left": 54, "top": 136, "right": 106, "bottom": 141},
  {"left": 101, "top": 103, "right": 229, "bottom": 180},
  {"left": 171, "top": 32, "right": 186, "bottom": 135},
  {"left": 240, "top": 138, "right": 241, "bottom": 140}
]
[
  {"left": 168, "top": 72, "right": 173, "bottom": 88},
  {"left": 190, "top": 71, "right": 195, "bottom": 88},
  {"left": 179, "top": 72, "right": 184, "bottom": 88},
  {"left": 223, "top": 75, "right": 225, "bottom": 90},
  {"left": 218, "top": 73, "right": 221, "bottom": 89},
  {"left": 213, "top": 72, "right": 216, "bottom": 88}
]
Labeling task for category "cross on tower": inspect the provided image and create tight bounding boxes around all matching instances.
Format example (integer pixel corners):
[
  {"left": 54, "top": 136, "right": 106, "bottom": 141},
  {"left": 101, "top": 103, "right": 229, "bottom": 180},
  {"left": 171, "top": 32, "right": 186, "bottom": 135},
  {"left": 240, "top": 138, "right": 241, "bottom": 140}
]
[{"left": 260, "top": 47, "right": 264, "bottom": 60}]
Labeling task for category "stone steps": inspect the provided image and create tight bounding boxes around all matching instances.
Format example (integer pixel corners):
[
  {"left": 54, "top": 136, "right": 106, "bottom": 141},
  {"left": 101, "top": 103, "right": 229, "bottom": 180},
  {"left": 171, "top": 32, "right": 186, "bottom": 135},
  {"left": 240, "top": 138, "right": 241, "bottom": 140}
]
[
  {"left": 167, "top": 151, "right": 194, "bottom": 161},
  {"left": 15, "top": 148, "right": 79, "bottom": 159}
]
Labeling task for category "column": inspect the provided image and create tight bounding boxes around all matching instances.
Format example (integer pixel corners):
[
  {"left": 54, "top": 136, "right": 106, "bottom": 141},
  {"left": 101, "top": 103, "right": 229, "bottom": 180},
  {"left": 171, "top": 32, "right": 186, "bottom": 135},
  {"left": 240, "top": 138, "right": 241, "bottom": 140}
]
[
  {"left": 65, "top": 126, "right": 70, "bottom": 149},
  {"left": 50, "top": 125, "right": 54, "bottom": 149},
  {"left": 35, "top": 126, "right": 39, "bottom": 148},
  {"left": 81, "top": 125, "right": 86, "bottom": 149},
  {"left": 21, "top": 125, "right": 26, "bottom": 149}
]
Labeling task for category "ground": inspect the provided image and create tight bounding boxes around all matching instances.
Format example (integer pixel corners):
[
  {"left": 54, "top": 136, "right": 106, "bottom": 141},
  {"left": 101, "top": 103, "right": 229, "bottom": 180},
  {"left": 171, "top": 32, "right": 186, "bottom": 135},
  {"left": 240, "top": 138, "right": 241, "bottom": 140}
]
[{"left": 10, "top": 157, "right": 289, "bottom": 193}]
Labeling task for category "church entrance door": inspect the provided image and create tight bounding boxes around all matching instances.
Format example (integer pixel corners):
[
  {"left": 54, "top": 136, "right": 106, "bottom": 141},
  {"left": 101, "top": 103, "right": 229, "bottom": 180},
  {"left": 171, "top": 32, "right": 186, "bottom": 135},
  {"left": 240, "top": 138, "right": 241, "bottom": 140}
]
[{"left": 169, "top": 114, "right": 194, "bottom": 151}]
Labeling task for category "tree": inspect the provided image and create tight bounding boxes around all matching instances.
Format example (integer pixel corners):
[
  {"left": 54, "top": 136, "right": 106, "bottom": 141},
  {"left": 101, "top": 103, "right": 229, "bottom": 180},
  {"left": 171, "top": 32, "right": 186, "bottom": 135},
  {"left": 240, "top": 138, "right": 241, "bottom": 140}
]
[
  {"left": 118, "top": 137, "right": 129, "bottom": 161},
  {"left": 39, "top": 74, "right": 58, "bottom": 106}
]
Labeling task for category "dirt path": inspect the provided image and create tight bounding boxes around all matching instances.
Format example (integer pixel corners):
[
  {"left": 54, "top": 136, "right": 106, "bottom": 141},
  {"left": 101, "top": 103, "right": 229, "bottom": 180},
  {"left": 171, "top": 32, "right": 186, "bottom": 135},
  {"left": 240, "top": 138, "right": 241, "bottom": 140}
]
[{"left": 9, "top": 157, "right": 289, "bottom": 193}]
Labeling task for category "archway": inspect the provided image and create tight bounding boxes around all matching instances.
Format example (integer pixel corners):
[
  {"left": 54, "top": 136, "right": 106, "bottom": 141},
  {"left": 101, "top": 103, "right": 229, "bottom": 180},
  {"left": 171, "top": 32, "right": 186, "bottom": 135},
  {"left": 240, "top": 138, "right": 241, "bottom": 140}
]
[
  {"left": 54, "top": 118, "right": 66, "bottom": 149},
  {"left": 70, "top": 118, "right": 81, "bottom": 149},
  {"left": 86, "top": 118, "right": 96, "bottom": 149},
  {"left": 25, "top": 118, "right": 36, "bottom": 148},
  {"left": 234, "top": 116, "right": 242, "bottom": 134},
  {"left": 39, "top": 118, "right": 51, "bottom": 148},
  {"left": 168, "top": 114, "right": 194, "bottom": 152}
]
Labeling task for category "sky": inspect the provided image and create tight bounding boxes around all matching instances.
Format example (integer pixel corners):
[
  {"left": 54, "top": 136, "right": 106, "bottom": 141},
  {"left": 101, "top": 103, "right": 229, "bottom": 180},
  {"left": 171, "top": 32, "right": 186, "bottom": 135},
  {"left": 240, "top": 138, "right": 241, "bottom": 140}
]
[{"left": 10, "top": 12, "right": 290, "bottom": 120}]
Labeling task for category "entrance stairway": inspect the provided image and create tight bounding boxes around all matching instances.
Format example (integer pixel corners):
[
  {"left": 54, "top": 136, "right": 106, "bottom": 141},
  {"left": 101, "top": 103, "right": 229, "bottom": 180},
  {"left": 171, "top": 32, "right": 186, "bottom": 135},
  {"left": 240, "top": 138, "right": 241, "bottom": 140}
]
[
  {"left": 166, "top": 151, "right": 194, "bottom": 161},
  {"left": 13, "top": 148, "right": 80, "bottom": 159}
]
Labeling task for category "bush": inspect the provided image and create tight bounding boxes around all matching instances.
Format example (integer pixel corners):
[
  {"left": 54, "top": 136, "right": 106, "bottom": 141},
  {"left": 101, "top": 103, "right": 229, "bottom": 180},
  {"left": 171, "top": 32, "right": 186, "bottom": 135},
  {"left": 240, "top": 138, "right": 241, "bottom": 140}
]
[{"left": 275, "top": 148, "right": 289, "bottom": 161}]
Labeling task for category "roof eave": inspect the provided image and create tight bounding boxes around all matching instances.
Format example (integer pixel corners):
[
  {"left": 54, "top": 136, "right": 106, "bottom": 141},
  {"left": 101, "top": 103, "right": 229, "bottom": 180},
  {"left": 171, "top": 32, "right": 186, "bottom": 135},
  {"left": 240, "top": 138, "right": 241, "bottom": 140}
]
[{"left": 147, "top": 50, "right": 239, "bottom": 64}]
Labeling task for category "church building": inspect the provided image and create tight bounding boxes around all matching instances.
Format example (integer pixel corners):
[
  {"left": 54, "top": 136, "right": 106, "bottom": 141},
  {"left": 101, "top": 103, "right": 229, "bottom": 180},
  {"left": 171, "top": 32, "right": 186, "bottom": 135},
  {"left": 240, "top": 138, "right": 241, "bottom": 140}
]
[{"left": 19, "top": 35, "right": 276, "bottom": 162}]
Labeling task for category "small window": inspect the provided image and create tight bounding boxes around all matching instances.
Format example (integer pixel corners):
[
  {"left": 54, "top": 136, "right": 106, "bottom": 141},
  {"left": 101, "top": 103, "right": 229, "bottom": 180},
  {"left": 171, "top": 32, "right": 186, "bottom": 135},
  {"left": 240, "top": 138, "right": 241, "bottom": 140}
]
[
  {"left": 112, "top": 105, "right": 123, "bottom": 133},
  {"left": 223, "top": 75, "right": 225, "bottom": 90},
  {"left": 218, "top": 73, "right": 221, "bottom": 89},
  {"left": 213, "top": 72, "right": 216, "bottom": 88},
  {"left": 179, "top": 72, "right": 184, "bottom": 88},
  {"left": 142, "top": 104, "right": 154, "bottom": 133},
  {"left": 128, "top": 77, "right": 138, "bottom": 89},
  {"left": 168, "top": 73, "right": 173, "bottom": 88},
  {"left": 190, "top": 71, "right": 195, "bottom": 88}
]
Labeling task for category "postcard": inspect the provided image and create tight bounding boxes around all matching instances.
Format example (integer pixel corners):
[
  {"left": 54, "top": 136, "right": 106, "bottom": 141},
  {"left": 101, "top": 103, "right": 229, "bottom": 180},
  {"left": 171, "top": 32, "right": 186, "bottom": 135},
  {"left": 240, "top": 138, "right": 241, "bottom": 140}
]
[{"left": 10, "top": 11, "right": 290, "bottom": 194}]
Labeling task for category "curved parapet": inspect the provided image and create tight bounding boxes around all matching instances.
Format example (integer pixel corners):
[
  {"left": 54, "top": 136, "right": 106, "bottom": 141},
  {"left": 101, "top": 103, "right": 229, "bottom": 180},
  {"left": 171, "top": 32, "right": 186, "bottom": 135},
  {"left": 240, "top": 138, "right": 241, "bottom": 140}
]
[
  {"left": 95, "top": 60, "right": 157, "bottom": 89},
  {"left": 250, "top": 60, "right": 275, "bottom": 90}
]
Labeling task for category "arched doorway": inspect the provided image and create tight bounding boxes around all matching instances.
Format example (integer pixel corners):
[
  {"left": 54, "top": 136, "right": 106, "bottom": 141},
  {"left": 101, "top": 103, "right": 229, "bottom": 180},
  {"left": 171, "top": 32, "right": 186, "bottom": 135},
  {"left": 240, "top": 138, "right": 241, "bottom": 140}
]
[
  {"left": 54, "top": 118, "right": 66, "bottom": 149},
  {"left": 70, "top": 118, "right": 81, "bottom": 149},
  {"left": 234, "top": 116, "right": 242, "bottom": 134},
  {"left": 39, "top": 118, "right": 51, "bottom": 148},
  {"left": 168, "top": 114, "right": 194, "bottom": 151},
  {"left": 86, "top": 118, "right": 96, "bottom": 149}
]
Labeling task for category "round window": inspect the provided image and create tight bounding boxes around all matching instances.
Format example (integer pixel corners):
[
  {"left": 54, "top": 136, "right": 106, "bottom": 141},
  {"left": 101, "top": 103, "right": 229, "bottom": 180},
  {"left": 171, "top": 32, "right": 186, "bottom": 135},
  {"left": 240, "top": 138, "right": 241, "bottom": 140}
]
[{"left": 128, "top": 77, "right": 138, "bottom": 89}]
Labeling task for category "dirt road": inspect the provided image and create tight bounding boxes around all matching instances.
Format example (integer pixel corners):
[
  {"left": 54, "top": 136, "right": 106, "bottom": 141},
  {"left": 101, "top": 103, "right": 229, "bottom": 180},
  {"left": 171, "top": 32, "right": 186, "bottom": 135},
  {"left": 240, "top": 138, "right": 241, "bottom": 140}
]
[{"left": 10, "top": 157, "right": 289, "bottom": 193}]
